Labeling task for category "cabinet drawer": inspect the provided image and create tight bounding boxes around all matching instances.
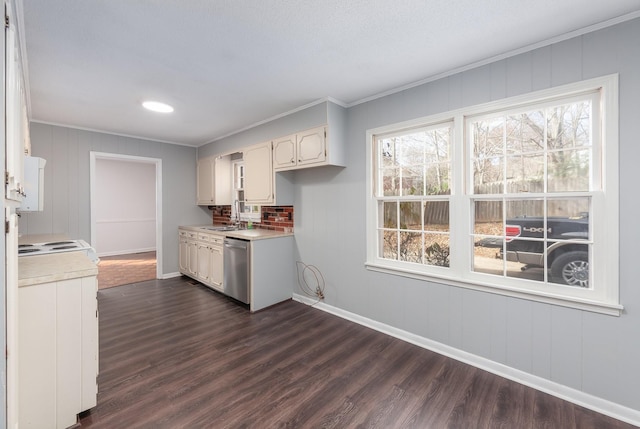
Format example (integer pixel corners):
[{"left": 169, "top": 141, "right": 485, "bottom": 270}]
[
  {"left": 197, "top": 233, "right": 210, "bottom": 242},
  {"left": 210, "top": 236, "right": 224, "bottom": 245}
]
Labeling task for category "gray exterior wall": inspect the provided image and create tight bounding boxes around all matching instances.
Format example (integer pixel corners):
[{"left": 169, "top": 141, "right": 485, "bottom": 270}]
[{"left": 20, "top": 123, "right": 212, "bottom": 274}]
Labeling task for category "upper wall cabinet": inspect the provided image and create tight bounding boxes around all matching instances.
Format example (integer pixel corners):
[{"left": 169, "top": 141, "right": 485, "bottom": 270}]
[
  {"left": 273, "top": 126, "right": 343, "bottom": 171},
  {"left": 197, "top": 155, "right": 231, "bottom": 205},
  {"left": 243, "top": 141, "right": 273, "bottom": 205},
  {"left": 5, "top": 10, "right": 30, "bottom": 203}
]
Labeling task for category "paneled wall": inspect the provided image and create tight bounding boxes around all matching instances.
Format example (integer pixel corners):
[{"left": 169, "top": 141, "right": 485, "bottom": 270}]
[
  {"left": 20, "top": 123, "right": 211, "bottom": 274},
  {"left": 290, "top": 18, "right": 640, "bottom": 416}
]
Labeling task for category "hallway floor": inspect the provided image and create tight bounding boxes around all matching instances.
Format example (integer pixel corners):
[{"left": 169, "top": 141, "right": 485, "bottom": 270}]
[{"left": 97, "top": 251, "right": 156, "bottom": 289}]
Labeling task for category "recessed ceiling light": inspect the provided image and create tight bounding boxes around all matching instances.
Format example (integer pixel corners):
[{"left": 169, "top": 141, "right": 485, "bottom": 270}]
[{"left": 142, "top": 100, "right": 174, "bottom": 113}]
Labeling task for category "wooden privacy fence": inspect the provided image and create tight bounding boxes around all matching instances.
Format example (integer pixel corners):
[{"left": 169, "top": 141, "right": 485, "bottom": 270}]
[{"left": 389, "top": 179, "right": 588, "bottom": 226}]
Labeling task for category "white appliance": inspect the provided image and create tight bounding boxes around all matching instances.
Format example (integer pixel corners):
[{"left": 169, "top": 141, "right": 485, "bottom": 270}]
[
  {"left": 18, "top": 239, "right": 99, "bottom": 263},
  {"left": 21, "top": 156, "right": 46, "bottom": 211}
]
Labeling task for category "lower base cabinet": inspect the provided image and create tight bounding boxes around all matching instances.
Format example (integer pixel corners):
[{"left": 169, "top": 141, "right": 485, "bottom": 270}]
[{"left": 18, "top": 276, "right": 98, "bottom": 429}]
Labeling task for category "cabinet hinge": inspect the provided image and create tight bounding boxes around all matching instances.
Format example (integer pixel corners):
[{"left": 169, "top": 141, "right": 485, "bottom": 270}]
[
  {"left": 5, "top": 14, "right": 9, "bottom": 28},
  {"left": 5, "top": 171, "right": 9, "bottom": 185},
  {"left": 5, "top": 220, "right": 10, "bottom": 234}
]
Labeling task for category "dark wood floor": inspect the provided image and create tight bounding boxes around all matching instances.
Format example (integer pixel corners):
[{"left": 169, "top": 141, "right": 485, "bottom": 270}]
[{"left": 79, "top": 277, "right": 636, "bottom": 429}]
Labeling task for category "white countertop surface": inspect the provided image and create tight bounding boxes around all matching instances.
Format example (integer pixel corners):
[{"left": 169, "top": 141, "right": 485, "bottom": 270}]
[
  {"left": 18, "top": 233, "right": 70, "bottom": 245},
  {"left": 19, "top": 251, "right": 98, "bottom": 287},
  {"left": 180, "top": 225, "right": 294, "bottom": 241}
]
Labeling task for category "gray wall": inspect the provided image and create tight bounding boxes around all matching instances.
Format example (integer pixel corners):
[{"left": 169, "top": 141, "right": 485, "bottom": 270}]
[
  {"left": 201, "top": 18, "right": 640, "bottom": 413},
  {"left": 21, "top": 123, "right": 212, "bottom": 274},
  {"left": 293, "top": 19, "right": 640, "bottom": 412}
]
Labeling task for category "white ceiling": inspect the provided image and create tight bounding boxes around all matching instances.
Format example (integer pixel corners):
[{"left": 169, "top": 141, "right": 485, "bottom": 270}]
[{"left": 21, "top": 1, "right": 640, "bottom": 147}]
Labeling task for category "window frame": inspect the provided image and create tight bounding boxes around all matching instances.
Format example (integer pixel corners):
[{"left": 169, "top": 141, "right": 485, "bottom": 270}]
[
  {"left": 231, "top": 160, "right": 261, "bottom": 223},
  {"left": 365, "top": 74, "right": 621, "bottom": 316}
]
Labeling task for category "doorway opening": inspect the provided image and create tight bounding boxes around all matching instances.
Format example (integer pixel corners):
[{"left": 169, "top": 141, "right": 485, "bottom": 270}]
[{"left": 89, "top": 152, "right": 163, "bottom": 287}]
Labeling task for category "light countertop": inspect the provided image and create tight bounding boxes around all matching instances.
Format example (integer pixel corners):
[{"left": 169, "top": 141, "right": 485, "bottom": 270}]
[
  {"left": 18, "top": 233, "right": 70, "bottom": 245},
  {"left": 180, "top": 225, "right": 294, "bottom": 241},
  {"left": 19, "top": 251, "right": 98, "bottom": 287}
]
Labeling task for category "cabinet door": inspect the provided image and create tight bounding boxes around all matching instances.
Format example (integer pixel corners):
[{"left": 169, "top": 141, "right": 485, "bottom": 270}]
[
  {"left": 210, "top": 243, "right": 224, "bottom": 290},
  {"left": 80, "top": 276, "right": 98, "bottom": 411},
  {"left": 273, "top": 134, "right": 296, "bottom": 170},
  {"left": 244, "top": 141, "right": 273, "bottom": 204},
  {"left": 196, "top": 157, "right": 215, "bottom": 205},
  {"left": 196, "top": 243, "right": 211, "bottom": 283},
  {"left": 297, "top": 126, "right": 326, "bottom": 166},
  {"left": 178, "top": 237, "right": 189, "bottom": 274},
  {"left": 213, "top": 155, "right": 232, "bottom": 205},
  {"left": 187, "top": 240, "right": 198, "bottom": 276},
  {"left": 19, "top": 283, "right": 57, "bottom": 428},
  {"left": 56, "top": 279, "right": 83, "bottom": 429}
]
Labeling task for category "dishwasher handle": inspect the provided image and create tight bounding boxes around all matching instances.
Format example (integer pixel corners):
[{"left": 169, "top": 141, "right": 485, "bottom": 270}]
[{"left": 224, "top": 238, "right": 249, "bottom": 249}]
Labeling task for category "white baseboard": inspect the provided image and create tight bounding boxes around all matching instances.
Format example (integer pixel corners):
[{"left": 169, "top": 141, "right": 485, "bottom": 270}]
[
  {"left": 292, "top": 293, "right": 640, "bottom": 427},
  {"left": 162, "top": 271, "right": 182, "bottom": 280},
  {"left": 97, "top": 247, "right": 156, "bottom": 257}
]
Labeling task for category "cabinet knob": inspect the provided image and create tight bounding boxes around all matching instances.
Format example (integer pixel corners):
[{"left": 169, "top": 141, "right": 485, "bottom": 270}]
[{"left": 291, "top": 158, "right": 294, "bottom": 163}]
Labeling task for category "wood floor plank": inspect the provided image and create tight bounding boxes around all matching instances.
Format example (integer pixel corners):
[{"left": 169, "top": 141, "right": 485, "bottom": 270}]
[{"left": 77, "top": 278, "right": 638, "bottom": 429}]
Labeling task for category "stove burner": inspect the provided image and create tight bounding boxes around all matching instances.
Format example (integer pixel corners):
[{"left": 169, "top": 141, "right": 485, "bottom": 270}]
[
  {"left": 44, "top": 241, "right": 75, "bottom": 246},
  {"left": 18, "top": 244, "right": 34, "bottom": 248},
  {"left": 19, "top": 248, "right": 41, "bottom": 254},
  {"left": 51, "top": 245, "right": 78, "bottom": 250}
]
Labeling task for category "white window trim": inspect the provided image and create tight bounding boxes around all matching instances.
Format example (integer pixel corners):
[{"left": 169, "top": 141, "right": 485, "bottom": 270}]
[
  {"left": 231, "top": 160, "right": 261, "bottom": 223},
  {"left": 365, "top": 74, "right": 621, "bottom": 316}
]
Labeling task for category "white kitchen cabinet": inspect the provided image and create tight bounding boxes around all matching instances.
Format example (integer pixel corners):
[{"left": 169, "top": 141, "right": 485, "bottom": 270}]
[
  {"left": 179, "top": 229, "right": 198, "bottom": 277},
  {"left": 244, "top": 141, "right": 294, "bottom": 206},
  {"left": 243, "top": 141, "right": 273, "bottom": 204},
  {"left": 187, "top": 237, "right": 198, "bottom": 276},
  {"left": 273, "top": 126, "right": 328, "bottom": 171},
  {"left": 19, "top": 275, "right": 98, "bottom": 429},
  {"left": 5, "top": 15, "right": 29, "bottom": 203},
  {"left": 179, "top": 228, "right": 224, "bottom": 292},
  {"left": 273, "top": 133, "right": 297, "bottom": 170},
  {"left": 209, "top": 236, "right": 224, "bottom": 290},
  {"left": 197, "top": 155, "right": 232, "bottom": 205},
  {"left": 178, "top": 231, "right": 189, "bottom": 273}
]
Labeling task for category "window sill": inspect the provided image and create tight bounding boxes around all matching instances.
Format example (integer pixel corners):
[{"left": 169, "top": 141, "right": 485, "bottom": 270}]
[{"left": 364, "top": 261, "right": 623, "bottom": 317}]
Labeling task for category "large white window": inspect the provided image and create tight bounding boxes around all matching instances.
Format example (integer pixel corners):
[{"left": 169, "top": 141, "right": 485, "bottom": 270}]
[{"left": 366, "top": 75, "right": 620, "bottom": 315}]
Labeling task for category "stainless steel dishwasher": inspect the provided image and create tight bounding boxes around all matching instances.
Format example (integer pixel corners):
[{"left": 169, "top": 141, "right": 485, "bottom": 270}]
[{"left": 223, "top": 237, "right": 250, "bottom": 304}]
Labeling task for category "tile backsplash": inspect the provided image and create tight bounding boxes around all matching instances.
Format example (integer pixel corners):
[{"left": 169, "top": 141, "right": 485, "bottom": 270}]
[{"left": 210, "top": 205, "right": 294, "bottom": 232}]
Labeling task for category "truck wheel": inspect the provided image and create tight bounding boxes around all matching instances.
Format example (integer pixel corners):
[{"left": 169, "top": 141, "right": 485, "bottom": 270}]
[{"left": 550, "top": 251, "right": 589, "bottom": 288}]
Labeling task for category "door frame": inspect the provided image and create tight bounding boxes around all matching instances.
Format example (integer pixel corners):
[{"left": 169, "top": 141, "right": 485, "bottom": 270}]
[{"left": 89, "top": 152, "right": 163, "bottom": 279}]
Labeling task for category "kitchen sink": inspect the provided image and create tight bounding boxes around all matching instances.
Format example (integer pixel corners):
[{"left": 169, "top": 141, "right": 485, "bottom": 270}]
[{"left": 204, "top": 226, "right": 239, "bottom": 232}]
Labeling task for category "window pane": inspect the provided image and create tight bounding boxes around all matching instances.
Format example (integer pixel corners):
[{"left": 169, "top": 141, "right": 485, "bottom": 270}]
[
  {"left": 424, "top": 234, "right": 450, "bottom": 267},
  {"left": 382, "top": 230, "right": 398, "bottom": 260},
  {"left": 547, "top": 101, "right": 592, "bottom": 150},
  {"left": 398, "top": 134, "right": 425, "bottom": 165},
  {"left": 425, "top": 128, "right": 450, "bottom": 162},
  {"left": 549, "top": 244, "right": 590, "bottom": 288},
  {"left": 472, "top": 118, "right": 504, "bottom": 157},
  {"left": 473, "top": 157, "right": 504, "bottom": 193},
  {"left": 399, "top": 231, "right": 422, "bottom": 263},
  {"left": 547, "top": 198, "right": 589, "bottom": 240},
  {"left": 547, "top": 149, "right": 590, "bottom": 192},
  {"left": 424, "top": 201, "right": 449, "bottom": 232},
  {"left": 401, "top": 166, "right": 424, "bottom": 196},
  {"left": 505, "top": 154, "right": 544, "bottom": 193},
  {"left": 382, "top": 167, "right": 400, "bottom": 196},
  {"left": 380, "top": 138, "right": 399, "bottom": 168},
  {"left": 426, "top": 163, "right": 451, "bottom": 194},
  {"left": 381, "top": 201, "right": 397, "bottom": 228},
  {"left": 399, "top": 201, "right": 422, "bottom": 230},
  {"left": 506, "top": 110, "right": 545, "bottom": 154},
  {"left": 474, "top": 200, "right": 503, "bottom": 235},
  {"left": 473, "top": 238, "right": 504, "bottom": 275}
]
